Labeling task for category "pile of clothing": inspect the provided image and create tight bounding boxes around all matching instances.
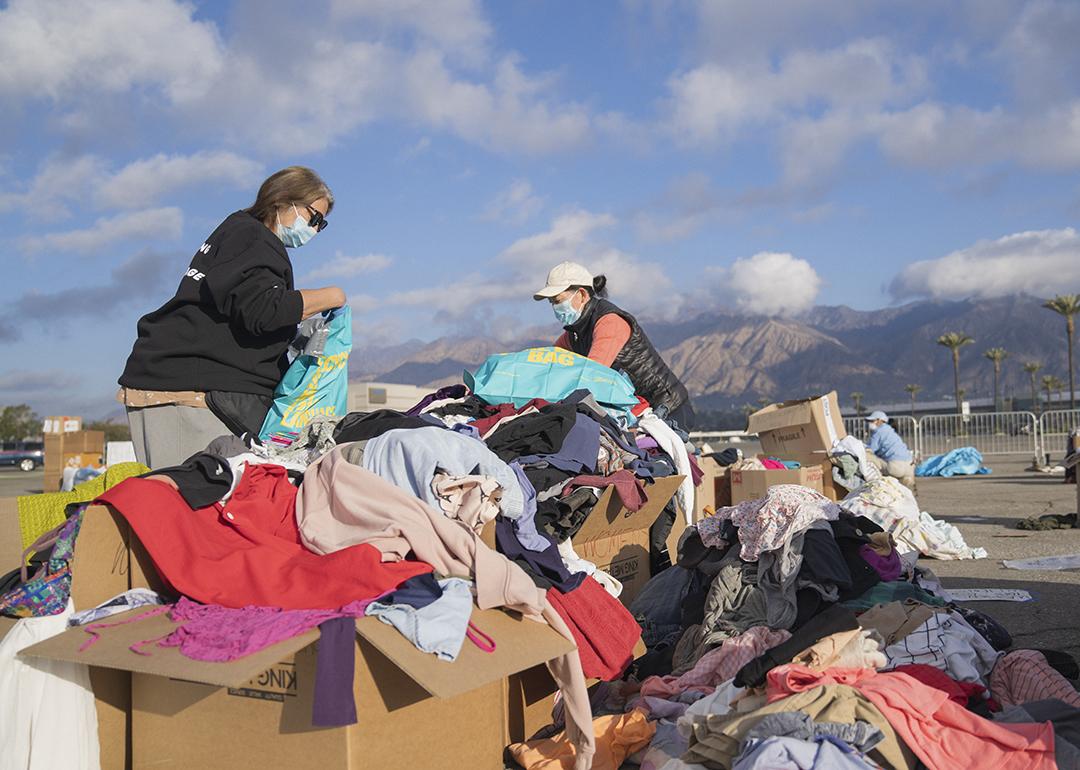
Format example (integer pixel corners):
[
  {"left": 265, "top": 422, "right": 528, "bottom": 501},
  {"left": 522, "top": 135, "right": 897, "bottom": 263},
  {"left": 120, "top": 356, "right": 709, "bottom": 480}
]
[
  {"left": 533, "top": 483, "right": 1079, "bottom": 770},
  {"left": 0, "top": 348, "right": 702, "bottom": 770},
  {"left": 916, "top": 447, "right": 993, "bottom": 478}
]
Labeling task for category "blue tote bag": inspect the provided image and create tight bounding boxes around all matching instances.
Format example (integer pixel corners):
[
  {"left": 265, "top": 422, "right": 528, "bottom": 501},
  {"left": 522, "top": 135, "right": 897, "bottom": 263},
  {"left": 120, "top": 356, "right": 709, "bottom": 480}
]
[{"left": 260, "top": 306, "right": 352, "bottom": 442}]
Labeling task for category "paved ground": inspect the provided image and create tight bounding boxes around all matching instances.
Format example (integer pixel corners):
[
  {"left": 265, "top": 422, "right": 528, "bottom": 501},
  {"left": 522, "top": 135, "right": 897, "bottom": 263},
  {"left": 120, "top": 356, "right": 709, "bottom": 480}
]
[
  {"left": 914, "top": 457, "right": 1080, "bottom": 659},
  {"left": 0, "top": 467, "right": 45, "bottom": 497}
]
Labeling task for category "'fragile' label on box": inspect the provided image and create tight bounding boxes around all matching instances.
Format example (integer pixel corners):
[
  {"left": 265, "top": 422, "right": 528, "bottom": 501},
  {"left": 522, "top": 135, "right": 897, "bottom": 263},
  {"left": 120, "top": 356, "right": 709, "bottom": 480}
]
[{"left": 227, "top": 662, "right": 298, "bottom": 702}]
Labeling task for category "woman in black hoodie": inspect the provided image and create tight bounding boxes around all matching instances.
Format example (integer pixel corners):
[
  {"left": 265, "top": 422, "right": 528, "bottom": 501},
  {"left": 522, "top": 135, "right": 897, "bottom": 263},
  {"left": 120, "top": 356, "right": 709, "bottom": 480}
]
[{"left": 118, "top": 166, "right": 345, "bottom": 468}]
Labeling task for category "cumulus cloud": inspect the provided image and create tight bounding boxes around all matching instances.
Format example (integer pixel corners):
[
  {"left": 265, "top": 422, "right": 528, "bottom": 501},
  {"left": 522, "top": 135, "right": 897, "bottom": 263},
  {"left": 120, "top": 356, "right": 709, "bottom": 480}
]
[
  {"left": 666, "top": 38, "right": 926, "bottom": 147},
  {"left": 302, "top": 252, "right": 393, "bottom": 282},
  {"left": 2, "top": 250, "right": 178, "bottom": 337},
  {"left": 0, "top": 155, "right": 106, "bottom": 217},
  {"left": 2, "top": 151, "right": 262, "bottom": 217},
  {"left": 481, "top": 179, "right": 545, "bottom": 224},
  {"left": 711, "top": 251, "right": 823, "bottom": 316},
  {"left": 0, "top": 0, "right": 223, "bottom": 102},
  {"left": 21, "top": 208, "right": 183, "bottom": 256},
  {"left": 329, "top": 0, "right": 491, "bottom": 65},
  {"left": 96, "top": 151, "right": 264, "bottom": 208},
  {"left": 381, "top": 209, "right": 672, "bottom": 322},
  {"left": 889, "top": 228, "right": 1080, "bottom": 300},
  {"left": 0, "top": 0, "right": 594, "bottom": 156}
]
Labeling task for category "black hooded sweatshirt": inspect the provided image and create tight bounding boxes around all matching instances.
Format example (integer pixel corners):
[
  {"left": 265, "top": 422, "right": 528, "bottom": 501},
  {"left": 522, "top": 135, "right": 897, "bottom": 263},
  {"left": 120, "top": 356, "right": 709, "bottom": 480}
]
[{"left": 119, "top": 211, "right": 304, "bottom": 397}]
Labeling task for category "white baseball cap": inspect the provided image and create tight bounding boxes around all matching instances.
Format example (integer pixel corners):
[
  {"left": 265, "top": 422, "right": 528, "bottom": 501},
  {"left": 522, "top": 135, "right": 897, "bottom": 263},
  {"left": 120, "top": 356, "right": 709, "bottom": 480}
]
[
  {"left": 533, "top": 261, "right": 594, "bottom": 300},
  {"left": 866, "top": 410, "right": 888, "bottom": 422}
]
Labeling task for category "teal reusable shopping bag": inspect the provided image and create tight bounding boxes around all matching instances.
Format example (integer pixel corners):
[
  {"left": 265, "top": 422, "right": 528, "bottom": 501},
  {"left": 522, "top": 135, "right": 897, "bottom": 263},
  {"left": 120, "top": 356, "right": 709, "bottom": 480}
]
[
  {"left": 260, "top": 306, "right": 352, "bottom": 442},
  {"left": 465, "top": 346, "right": 638, "bottom": 411}
]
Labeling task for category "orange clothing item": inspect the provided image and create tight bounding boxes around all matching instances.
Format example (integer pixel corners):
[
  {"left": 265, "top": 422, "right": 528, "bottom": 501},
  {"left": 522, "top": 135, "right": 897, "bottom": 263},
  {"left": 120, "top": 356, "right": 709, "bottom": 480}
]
[
  {"left": 508, "top": 709, "right": 654, "bottom": 770},
  {"left": 554, "top": 313, "right": 631, "bottom": 368},
  {"left": 767, "top": 665, "right": 1056, "bottom": 770}
]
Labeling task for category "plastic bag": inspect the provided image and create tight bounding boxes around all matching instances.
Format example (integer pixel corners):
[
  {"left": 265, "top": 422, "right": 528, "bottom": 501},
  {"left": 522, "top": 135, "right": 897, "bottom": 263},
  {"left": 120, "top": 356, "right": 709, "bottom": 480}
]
[
  {"left": 260, "top": 306, "right": 352, "bottom": 443},
  {"left": 465, "top": 346, "right": 638, "bottom": 411}
]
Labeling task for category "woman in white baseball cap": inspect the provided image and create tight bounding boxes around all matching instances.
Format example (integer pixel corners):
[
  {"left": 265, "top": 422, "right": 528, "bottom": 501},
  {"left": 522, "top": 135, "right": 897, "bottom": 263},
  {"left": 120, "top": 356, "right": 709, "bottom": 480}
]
[{"left": 534, "top": 260, "right": 695, "bottom": 430}]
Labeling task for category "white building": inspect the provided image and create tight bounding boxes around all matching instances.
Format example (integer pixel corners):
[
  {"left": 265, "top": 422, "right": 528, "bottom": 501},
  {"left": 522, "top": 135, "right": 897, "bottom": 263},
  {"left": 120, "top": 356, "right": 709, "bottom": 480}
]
[{"left": 347, "top": 381, "right": 432, "bottom": 413}]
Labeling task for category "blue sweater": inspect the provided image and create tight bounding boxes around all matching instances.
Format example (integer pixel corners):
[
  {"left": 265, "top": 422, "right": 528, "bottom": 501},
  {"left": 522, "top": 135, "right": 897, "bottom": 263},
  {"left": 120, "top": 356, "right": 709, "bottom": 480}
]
[{"left": 868, "top": 424, "right": 912, "bottom": 462}]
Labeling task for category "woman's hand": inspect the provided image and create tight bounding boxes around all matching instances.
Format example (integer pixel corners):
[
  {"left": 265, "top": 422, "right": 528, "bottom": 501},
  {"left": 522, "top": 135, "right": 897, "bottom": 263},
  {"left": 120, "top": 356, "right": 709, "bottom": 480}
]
[{"left": 299, "top": 286, "right": 347, "bottom": 318}]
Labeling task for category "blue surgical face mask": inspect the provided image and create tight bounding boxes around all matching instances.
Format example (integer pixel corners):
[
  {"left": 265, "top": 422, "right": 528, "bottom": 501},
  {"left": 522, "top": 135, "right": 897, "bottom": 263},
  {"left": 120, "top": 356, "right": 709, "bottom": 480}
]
[
  {"left": 553, "top": 297, "right": 581, "bottom": 326},
  {"left": 276, "top": 205, "right": 318, "bottom": 248}
]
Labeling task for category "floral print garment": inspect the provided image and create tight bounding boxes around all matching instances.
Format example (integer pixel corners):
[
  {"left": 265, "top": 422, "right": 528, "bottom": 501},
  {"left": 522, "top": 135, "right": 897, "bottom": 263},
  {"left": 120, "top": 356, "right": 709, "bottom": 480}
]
[{"left": 698, "top": 484, "right": 842, "bottom": 561}]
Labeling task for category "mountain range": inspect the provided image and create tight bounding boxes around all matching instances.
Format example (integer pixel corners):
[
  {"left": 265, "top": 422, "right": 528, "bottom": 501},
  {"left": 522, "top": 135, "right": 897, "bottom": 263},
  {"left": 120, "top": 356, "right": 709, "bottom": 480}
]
[{"left": 350, "top": 294, "right": 1074, "bottom": 416}]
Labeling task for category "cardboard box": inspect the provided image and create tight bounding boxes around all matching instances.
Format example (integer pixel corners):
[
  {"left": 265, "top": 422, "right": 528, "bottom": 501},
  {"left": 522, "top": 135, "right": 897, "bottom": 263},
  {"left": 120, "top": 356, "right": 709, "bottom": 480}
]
[
  {"left": 24, "top": 597, "right": 578, "bottom": 770},
  {"left": 694, "top": 457, "right": 731, "bottom": 516},
  {"left": 729, "top": 465, "right": 824, "bottom": 504},
  {"left": 747, "top": 392, "right": 846, "bottom": 465},
  {"left": 21, "top": 505, "right": 595, "bottom": 770},
  {"left": 43, "top": 430, "right": 105, "bottom": 491},
  {"left": 43, "top": 415, "right": 83, "bottom": 434},
  {"left": 482, "top": 475, "right": 684, "bottom": 608}
]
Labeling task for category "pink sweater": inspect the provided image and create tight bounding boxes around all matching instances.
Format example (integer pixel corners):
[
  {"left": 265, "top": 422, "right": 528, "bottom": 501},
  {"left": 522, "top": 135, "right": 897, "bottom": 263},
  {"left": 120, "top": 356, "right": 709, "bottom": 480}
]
[{"left": 555, "top": 313, "right": 631, "bottom": 368}]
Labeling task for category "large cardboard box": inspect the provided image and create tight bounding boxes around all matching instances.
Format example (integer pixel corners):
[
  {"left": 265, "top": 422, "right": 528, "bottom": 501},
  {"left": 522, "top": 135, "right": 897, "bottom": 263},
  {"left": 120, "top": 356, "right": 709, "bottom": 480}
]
[
  {"left": 24, "top": 590, "right": 578, "bottom": 770},
  {"left": 729, "top": 465, "right": 824, "bottom": 504},
  {"left": 21, "top": 504, "right": 595, "bottom": 770},
  {"left": 43, "top": 430, "right": 105, "bottom": 491},
  {"left": 747, "top": 392, "right": 846, "bottom": 465}
]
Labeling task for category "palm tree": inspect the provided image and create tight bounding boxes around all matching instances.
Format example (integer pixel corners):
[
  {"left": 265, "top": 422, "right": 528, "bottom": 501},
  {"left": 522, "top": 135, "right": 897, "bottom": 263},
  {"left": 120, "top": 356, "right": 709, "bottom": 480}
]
[
  {"left": 937, "top": 332, "right": 974, "bottom": 415},
  {"left": 1023, "top": 362, "right": 1042, "bottom": 413},
  {"left": 1042, "top": 375, "right": 1059, "bottom": 408},
  {"left": 850, "top": 392, "right": 864, "bottom": 419},
  {"left": 904, "top": 384, "right": 922, "bottom": 419},
  {"left": 1042, "top": 294, "right": 1080, "bottom": 410},
  {"left": 983, "top": 348, "right": 1009, "bottom": 411}
]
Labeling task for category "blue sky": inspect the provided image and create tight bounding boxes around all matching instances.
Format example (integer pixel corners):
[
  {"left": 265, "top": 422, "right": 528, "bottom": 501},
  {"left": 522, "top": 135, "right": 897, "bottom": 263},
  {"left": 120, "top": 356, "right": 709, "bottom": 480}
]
[{"left": 2, "top": 0, "right": 1080, "bottom": 418}]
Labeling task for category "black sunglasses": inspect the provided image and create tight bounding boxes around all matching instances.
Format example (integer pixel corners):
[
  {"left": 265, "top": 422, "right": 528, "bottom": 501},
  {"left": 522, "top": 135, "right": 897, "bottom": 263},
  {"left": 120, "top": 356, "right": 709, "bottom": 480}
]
[{"left": 305, "top": 205, "right": 329, "bottom": 232}]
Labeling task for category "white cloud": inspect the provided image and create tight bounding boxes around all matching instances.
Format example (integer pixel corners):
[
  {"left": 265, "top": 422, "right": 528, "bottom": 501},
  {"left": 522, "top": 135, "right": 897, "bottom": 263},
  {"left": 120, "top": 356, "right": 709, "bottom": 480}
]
[
  {"left": 889, "top": 228, "right": 1080, "bottom": 300},
  {"left": 666, "top": 38, "right": 926, "bottom": 147},
  {"left": 96, "top": 151, "right": 263, "bottom": 209},
  {"left": 0, "top": 155, "right": 106, "bottom": 217},
  {"left": 21, "top": 207, "right": 183, "bottom": 255},
  {"left": 303, "top": 253, "right": 393, "bottom": 282},
  {"left": 0, "top": 0, "right": 223, "bottom": 102},
  {"left": 382, "top": 209, "right": 672, "bottom": 321},
  {"left": 712, "top": 251, "right": 822, "bottom": 316},
  {"left": 1, "top": 150, "right": 262, "bottom": 217},
  {"left": 329, "top": 0, "right": 491, "bottom": 65},
  {"left": 499, "top": 210, "right": 617, "bottom": 270},
  {"left": 481, "top": 179, "right": 545, "bottom": 224}
]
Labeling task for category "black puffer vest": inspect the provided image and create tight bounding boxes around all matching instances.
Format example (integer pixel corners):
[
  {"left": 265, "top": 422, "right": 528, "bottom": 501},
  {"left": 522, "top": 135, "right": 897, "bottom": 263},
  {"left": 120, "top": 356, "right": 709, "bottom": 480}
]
[{"left": 563, "top": 297, "right": 690, "bottom": 416}]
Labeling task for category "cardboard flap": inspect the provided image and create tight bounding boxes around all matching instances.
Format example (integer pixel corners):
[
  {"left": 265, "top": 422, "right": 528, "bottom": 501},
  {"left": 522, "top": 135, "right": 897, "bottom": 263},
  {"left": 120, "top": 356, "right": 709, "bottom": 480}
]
[
  {"left": 746, "top": 399, "right": 815, "bottom": 434},
  {"left": 574, "top": 474, "right": 683, "bottom": 542},
  {"left": 0, "top": 497, "right": 20, "bottom": 571},
  {"left": 20, "top": 608, "right": 320, "bottom": 688},
  {"left": 356, "top": 606, "right": 575, "bottom": 700}
]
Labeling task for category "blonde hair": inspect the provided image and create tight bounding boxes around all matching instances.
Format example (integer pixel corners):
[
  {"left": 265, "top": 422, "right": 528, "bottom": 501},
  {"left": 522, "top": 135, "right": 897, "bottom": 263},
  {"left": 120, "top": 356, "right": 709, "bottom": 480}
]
[{"left": 246, "top": 166, "right": 334, "bottom": 225}]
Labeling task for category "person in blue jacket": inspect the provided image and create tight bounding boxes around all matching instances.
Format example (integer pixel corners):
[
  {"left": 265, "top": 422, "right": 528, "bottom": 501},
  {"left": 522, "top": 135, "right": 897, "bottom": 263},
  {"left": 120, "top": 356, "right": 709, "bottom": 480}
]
[{"left": 865, "top": 411, "right": 915, "bottom": 488}]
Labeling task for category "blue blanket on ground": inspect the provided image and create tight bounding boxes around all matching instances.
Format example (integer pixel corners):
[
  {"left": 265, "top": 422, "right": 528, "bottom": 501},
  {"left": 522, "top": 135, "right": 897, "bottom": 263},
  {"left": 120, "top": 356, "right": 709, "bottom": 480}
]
[{"left": 915, "top": 447, "right": 992, "bottom": 477}]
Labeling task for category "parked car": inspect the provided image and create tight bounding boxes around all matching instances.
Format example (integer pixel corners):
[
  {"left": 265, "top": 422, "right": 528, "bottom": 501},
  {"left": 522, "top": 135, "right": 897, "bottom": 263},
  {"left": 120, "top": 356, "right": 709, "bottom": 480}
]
[{"left": 0, "top": 442, "right": 45, "bottom": 472}]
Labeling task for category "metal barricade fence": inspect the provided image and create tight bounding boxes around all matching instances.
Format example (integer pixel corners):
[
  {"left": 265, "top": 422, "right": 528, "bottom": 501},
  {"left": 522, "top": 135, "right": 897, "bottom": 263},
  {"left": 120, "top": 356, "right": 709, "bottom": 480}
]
[
  {"left": 1038, "top": 409, "right": 1080, "bottom": 459},
  {"left": 918, "top": 411, "right": 1038, "bottom": 458}
]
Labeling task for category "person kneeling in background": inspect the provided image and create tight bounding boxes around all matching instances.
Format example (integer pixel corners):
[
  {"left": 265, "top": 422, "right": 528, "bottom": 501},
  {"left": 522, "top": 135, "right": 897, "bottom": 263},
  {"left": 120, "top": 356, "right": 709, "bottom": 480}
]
[{"left": 865, "top": 410, "right": 915, "bottom": 489}]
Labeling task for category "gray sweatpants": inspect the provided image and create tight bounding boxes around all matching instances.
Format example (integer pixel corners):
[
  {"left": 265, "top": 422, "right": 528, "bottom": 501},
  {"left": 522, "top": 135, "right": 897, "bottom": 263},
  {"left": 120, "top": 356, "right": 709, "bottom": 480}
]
[{"left": 126, "top": 404, "right": 232, "bottom": 470}]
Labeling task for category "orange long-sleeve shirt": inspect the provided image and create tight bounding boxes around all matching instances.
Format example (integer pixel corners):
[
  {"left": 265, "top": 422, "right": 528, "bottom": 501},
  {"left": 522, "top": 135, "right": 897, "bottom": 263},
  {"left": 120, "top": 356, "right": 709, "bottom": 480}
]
[{"left": 554, "top": 313, "right": 632, "bottom": 368}]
